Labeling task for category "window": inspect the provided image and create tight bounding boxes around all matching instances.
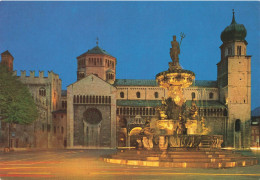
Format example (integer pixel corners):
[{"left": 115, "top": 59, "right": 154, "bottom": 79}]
[
  {"left": 228, "top": 47, "right": 232, "bottom": 55},
  {"left": 235, "top": 119, "right": 241, "bottom": 132},
  {"left": 191, "top": 92, "right": 195, "bottom": 99},
  {"left": 61, "top": 127, "right": 64, "bottom": 134},
  {"left": 120, "top": 92, "right": 124, "bottom": 98},
  {"left": 209, "top": 92, "right": 214, "bottom": 99},
  {"left": 136, "top": 92, "right": 141, "bottom": 98},
  {"left": 154, "top": 92, "right": 159, "bottom": 98},
  {"left": 62, "top": 101, "right": 67, "bottom": 109},
  {"left": 39, "top": 87, "right": 46, "bottom": 96},
  {"left": 237, "top": 46, "right": 241, "bottom": 56},
  {"left": 54, "top": 126, "right": 56, "bottom": 134}
]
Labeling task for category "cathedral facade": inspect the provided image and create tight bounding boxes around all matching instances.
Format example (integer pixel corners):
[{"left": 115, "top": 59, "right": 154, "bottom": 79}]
[{"left": 0, "top": 13, "right": 251, "bottom": 149}]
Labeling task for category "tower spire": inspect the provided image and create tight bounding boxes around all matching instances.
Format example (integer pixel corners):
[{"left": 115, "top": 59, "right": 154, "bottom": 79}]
[
  {"left": 231, "top": 9, "right": 237, "bottom": 24},
  {"left": 96, "top": 37, "right": 99, "bottom": 46}
]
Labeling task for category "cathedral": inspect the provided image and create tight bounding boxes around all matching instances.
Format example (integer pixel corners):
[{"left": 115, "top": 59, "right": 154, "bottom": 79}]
[{"left": 0, "top": 12, "right": 251, "bottom": 149}]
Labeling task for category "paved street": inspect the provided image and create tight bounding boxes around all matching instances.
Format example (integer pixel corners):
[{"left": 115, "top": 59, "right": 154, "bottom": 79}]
[{"left": 0, "top": 149, "right": 259, "bottom": 180}]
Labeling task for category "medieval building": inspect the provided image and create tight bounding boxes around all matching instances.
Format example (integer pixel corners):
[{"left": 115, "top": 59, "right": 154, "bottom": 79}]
[{"left": 0, "top": 12, "right": 252, "bottom": 149}]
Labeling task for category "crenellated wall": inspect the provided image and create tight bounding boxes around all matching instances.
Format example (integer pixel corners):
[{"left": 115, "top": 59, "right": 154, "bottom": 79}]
[{"left": 10, "top": 70, "right": 62, "bottom": 148}]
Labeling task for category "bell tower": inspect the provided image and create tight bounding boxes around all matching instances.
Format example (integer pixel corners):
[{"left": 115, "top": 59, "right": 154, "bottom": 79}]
[
  {"left": 76, "top": 39, "right": 116, "bottom": 84},
  {"left": 217, "top": 10, "right": 251, "bottom": 149},
  {"left": 1, "top": 50, "right": 14, "bottom": 72}
]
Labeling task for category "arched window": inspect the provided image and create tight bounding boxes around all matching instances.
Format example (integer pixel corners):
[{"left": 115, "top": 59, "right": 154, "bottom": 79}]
[
  {"left": 93, "top": 96, "right": 95, "bottom": 103},
  {"left": 209, "top": 92, "right": 214, "bottom": 99},
  {"left": 228, "top": 47, "right": 232, "bottom": 56},
  {"left": 89, "top": 95, "right": 92, "bottom": 103},
  {"left": 39, "top": 87, "right": 46, "bottom": 96},
  {"left": 136, "top": 92, "right": 141, "bottom": 98},
  {"left": 154, "top": 92, "right": 159, "bottom": 98},
  {"left": 237, "top": 46, "right": 241, "bottom": 56},
  {"left": 83, "top": 96, "right": 85, "bottom": 103},
  {"left": 77, "top": 95, "right": 79, "bottom": 103},
  {"left": 191, "top": 92, "right": 195, "bottom": 99},
  {"left": 223, "top": 109, "right": 228, "bottom": 116},
  {"left": 235, "top": 119, "right": 241, "bottom": 132},
  {"left": 120, "top": 92, "right": 124, "bottom": 98}
]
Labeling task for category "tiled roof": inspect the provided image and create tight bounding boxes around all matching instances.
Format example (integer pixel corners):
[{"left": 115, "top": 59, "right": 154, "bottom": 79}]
[
  {"left": 61, "top": 90, "right": 67, "bottom": 96},
  {"left": 117, "top": 100, "right": 226, "bottom": 108},
  {"left": 114, "top": 79, "right": 158, "bottom": 86},
  {"left": 1, "top": 50, "right": 13, "bottom": 58},
  {"left": 114, "top": 79, "right": 217, "bottom": 88},
  {"left": 117, "top": 100, "right": 162, "bottom": 107},
  {"left": 78, "top": 46, "right": 113, "bottom": 57},
  {"left": 191, "top": 80, "right": 217, "bottom": 88},
  {"left": 186, "top": 100, "right": 226, "bottom": 108}
]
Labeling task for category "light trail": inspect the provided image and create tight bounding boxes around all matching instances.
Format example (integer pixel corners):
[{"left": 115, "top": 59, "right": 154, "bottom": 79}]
[{"left": 90, "top": 172, "right": 260, "bottom": 176}]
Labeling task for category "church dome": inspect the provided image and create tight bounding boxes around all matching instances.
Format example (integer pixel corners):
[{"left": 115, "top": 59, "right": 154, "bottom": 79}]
[{"left": 221, "top": 11, "right": 247, "bottom": 43}]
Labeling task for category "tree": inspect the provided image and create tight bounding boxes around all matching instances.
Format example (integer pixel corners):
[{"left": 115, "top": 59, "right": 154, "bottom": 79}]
[{"left": 0, "top": 64, "right": 38, "bottom": 149}]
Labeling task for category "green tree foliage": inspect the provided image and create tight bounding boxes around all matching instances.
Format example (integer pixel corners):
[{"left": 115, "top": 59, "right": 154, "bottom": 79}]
[{"left": 0, "top": 64, "right": 38, "bottom": 125}]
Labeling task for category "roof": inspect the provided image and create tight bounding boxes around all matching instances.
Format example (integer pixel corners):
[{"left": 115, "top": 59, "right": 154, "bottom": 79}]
[
  {"left": 114, "top": 79, "right": 217, "bottom": 88},
  {"left": 61, "top": 90, "right": 67, "bottom": 96},
  {"left": 191, "top": 80, "right": 217, "bottom": 88},
  {"left": 186, "top": 100, "right": 226, "bottom": 108},
  {"left": 114, "top": 79, "right": 158, "bottom": 86},
  {"left": 1, "top": 50, "right": 14, "bottom": 58},
  {"left": 117, "top": 100, "right": 162, "bottom": 107},
  {"left": 221, "top": 12, "right": 247, "bottom": 42},
  {"left": 116, "top": 100, "right": 226, "bottom": 108},
  {"left": 78, "top": 46, "right": 113, "bottom": 58}
]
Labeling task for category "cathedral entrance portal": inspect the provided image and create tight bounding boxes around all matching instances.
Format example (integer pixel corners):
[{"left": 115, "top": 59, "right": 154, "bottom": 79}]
[{"left": 83, "top": 108, "right": 102, "bottom": 147}]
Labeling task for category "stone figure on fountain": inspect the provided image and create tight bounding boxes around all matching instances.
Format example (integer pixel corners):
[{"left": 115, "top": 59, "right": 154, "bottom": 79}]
[
  {"left": 156, "top": 97, "right": 168, "bottom": 120},
  {"left": 140, "top": 119, "right": 154, "bottom": 150},
  {"left": 189, "top": 98, "right": 198, "bottom": 120},
  {"left": 169, "top": 35, "right": 181, "bottom": 70}
]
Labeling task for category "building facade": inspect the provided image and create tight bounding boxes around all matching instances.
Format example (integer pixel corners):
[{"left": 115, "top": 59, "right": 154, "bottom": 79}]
[{"left": 0, "top": 12, "right": 252, "bottom": 149}]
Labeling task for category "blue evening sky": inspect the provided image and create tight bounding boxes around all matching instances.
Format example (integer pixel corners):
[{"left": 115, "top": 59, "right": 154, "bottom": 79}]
[{"left": 0, "top": 2, "right": 259, "bottom": 110}]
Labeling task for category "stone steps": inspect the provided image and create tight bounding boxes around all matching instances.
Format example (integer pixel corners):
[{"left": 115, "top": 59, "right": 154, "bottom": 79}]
[{"left": 103, "top": 150, "right": 258, "bottom": 168}]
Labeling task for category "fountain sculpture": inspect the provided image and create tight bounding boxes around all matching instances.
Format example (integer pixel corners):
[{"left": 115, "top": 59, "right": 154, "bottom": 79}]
[{"left": 140, "top": 34, "right": 222, "bottom": 151}]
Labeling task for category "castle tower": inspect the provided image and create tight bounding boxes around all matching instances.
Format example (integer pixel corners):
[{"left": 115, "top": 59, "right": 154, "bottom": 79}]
[
  {"left": 217, "top": 11, "right": 251, "bottom": 149},
  {"left": 1, "top": 50, "right": 14, "bottom": 72},
  {"left": 76, "top": 40, "right": 116, "bottom": 84}
]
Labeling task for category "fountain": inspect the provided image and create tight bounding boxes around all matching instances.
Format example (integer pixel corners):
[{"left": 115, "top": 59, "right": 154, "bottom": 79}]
[
  {"left": 139, "top": 34, "right": 222, "bottom": 151},
  {"left": 103, "top": 35, "right": 258, "bottom": 168}
]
